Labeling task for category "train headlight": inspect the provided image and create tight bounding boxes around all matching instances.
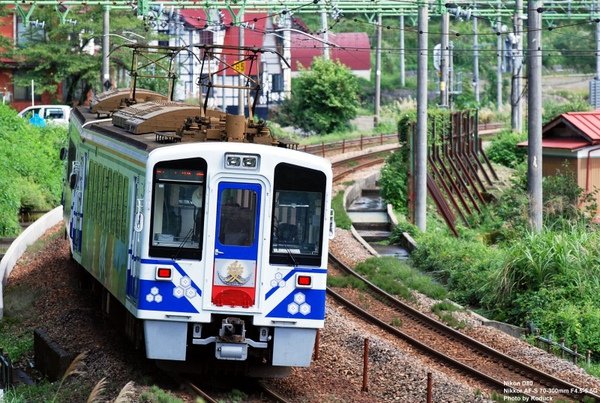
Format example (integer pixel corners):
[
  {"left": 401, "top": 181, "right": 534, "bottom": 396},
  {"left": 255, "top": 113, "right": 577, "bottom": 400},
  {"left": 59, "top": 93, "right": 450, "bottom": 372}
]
[
  {"left": 224, "top": 153, "right": 259, "bottom": 170},
  {"left": 226, "top": 155, "right": 241, "bottom": 167},
  {"left": 242, "top": 157, "right": 257, "bottom": 168}
]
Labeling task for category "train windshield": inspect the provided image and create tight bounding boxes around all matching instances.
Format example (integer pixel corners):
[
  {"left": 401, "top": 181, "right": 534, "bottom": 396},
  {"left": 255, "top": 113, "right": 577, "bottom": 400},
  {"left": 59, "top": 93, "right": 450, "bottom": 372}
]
[
  {"left": 270, "top": 163, "right": 326, "bottom": 266},
  {"left": 149, "top": 158, "right": 207, "bottom": 259}
]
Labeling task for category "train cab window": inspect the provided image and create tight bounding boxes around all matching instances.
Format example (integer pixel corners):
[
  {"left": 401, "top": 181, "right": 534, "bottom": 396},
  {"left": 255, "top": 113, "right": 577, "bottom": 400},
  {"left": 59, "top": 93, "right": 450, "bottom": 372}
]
[
  {"left": 218, "top": 188, "right": 257, "bottom": 246},
  {"left": 149, "top": 158, "right": 207, "bottom": 259},
  {"left": 270, "top": 163, "right": 326, "bottom": 266}
]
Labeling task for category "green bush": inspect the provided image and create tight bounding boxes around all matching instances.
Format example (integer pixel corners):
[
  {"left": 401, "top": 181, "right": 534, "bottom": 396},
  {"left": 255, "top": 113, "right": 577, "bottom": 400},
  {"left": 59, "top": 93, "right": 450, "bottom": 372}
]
[
  {"left": 275, "top": 58, "right": 359, "bottom": 134},
  {"left": 486, "top": 129, "right": 527, "bottom": 168},
  {"left": 0, "top": 105, "right": 66, "bottom": 236},
  {"left": 379, "top": 151, "right": 408, "bottom": 214},
  {"left": 543, "top": 95, "right": 592, "bottom": 124},
  {"left": 410, "top": 229, "right": 502, "bottom": 306}
]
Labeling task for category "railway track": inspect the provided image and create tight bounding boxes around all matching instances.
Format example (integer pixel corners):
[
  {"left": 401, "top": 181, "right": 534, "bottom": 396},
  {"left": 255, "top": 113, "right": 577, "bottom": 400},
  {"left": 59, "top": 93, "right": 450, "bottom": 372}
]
[
  {"left": 332, "top": 148, "right": 399, "bottom": 182},
  {"left": 187, "top": 379, "right": 291, "bottom": 403},
  {"left": 327, "top": 253, "right": 600, "bottom": 402}
]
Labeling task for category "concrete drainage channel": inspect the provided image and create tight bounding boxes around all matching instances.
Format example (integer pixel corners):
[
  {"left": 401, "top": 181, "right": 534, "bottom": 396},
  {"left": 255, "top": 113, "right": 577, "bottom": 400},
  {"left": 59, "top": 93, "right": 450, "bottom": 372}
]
[
  {"left": 343, "top": 172, "right": 411, "bottom": 259},
  {"left": 342, "top": 173, "right": 526, "bottom": 338}
]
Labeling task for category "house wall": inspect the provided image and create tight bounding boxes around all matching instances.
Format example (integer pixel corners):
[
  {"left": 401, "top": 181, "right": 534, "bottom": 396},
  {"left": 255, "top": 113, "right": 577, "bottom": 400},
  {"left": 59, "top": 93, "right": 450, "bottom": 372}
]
[
  {"left": 543, "top": 152, "right": 600, "bottom": 218},
  {"left": 578, "top": 153, "right": 600, "bottom": 216}
]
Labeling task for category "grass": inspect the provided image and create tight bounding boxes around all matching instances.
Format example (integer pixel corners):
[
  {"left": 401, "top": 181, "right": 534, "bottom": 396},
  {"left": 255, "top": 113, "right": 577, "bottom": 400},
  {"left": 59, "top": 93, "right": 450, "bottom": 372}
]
[
  {"left": 327, "top": 275, "right": 367, "bottom": 290},
  {"left": 581, "top": 362, "right": 600, "bottom": 378},
  {"left": 331, "top": 192, "right": 352, "bottom": 230},
  {"left": 139, "top": 385, "right": 187, "bottom": 403},
  {"left": 431, "top": 301, "right": 466, "bottom": 329},
  {"left": 354, "top": 257, "right": 448, "bottom": 302}
]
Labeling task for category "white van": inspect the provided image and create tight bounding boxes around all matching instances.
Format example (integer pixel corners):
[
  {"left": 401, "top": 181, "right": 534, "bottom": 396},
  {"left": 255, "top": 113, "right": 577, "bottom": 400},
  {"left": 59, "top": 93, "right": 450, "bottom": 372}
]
[{"left": 18, "top": 105, "right": 71, "bottom": 126}]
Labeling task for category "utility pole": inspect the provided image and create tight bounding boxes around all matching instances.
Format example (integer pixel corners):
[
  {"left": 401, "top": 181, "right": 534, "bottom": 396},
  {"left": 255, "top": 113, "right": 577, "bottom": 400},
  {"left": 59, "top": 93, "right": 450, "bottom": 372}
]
[
  {"left": 399, "top": 14, "right": 405, "bottom": 87},
  {"left": 415, "top": 2, "right": 429, "bottom": 231},
  {"left": 374, "top": 13, "right": 382, "bottom": 126},
  {"left": 238, "top": 12, "right": 245, "bottom": 116},
  {"left": 102, "top": 5, "right": 110, "bottom": 91},
  {"left": 528, "top": 0, "right": 543, "bottom": 232},
  {"left": 497, "top": 18, "right": 503, "bottom": 109},
  {"left": 440, "top": 11, "right": 449, "bottom": 107},
  {"left": 473, "top": 6, "right": 480, "bottom": 105},
  {"left": 511, "top": 0, "right": 524, "bottom": 132},
  {"left": 321, "top": 7, "right": 330, "bottom": 60}
]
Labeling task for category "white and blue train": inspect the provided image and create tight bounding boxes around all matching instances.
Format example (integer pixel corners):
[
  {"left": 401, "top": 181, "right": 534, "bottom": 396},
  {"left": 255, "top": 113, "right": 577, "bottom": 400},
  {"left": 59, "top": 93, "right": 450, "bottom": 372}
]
[{"left": 62, "top": 91, "right": 333, "bottom": 375}]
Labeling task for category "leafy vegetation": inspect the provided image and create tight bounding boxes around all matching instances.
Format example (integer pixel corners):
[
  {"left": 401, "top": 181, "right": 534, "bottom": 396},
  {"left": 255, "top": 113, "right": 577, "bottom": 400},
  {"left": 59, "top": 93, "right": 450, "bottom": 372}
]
[
  {"left": 485, "top": 130, "right": 527, "bottom": 168},
  {"left": 275, "top": 58, "right": 360, "bottom": 134},
  {"left": 0, "top": 105, "right": 66, "bottom": 236},
  {"left": 354, "top": 256, "right": 447, "bottom": 301},
  {"left": 331, "top": 191, "right": 352, "bottom": 230},
  {"left": 4, "top": 5, "right": 146, "bottom": 104}
]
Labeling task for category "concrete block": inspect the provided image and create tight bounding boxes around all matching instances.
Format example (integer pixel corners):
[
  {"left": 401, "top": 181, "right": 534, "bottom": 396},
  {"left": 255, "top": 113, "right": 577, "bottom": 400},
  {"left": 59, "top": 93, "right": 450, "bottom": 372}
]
[{"left": 33, "top": 329, "right": 77, "bottom": 381}]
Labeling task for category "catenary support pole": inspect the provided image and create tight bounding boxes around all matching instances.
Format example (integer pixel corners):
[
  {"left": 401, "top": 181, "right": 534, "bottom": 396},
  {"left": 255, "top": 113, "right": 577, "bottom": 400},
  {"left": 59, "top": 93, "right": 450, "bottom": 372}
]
[
  {"left": 497, "top": 18, "right": 503, "bottom": 109},
  {"left": 399, "top": 14, "right": 405, "bottom": 87},
  {"left": 321, "top": 7, "right": 330, "bottom": 60},
  {"left": 415, "top": 2, "right": 429, "bottom": 231},
  {"left": 528, "top": 0, "right": 543, "bottom": 232},
  {"left": 440, "top": 11, "right": 449, "bottom": 107},
  {"left": 238, "top": 12, "right": 245, "bottom": 115},
  {"left": 511, "top": 0, "right": 524, "bottom": 132},
  {"left": 102, "top": 5, "right": 110, "bottom": 91},
  {"left": 473, "top": 6, "right": 480, "bottom": 105},
  {"left": 374, "top": 13, "right": 382, "bottom": 126}
]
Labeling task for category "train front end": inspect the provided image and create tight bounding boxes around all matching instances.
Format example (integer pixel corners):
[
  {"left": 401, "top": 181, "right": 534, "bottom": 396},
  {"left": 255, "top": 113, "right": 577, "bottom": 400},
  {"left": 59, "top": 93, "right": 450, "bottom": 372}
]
[{"left": 131, "top": 142, "right": 332, "bottom": 372}]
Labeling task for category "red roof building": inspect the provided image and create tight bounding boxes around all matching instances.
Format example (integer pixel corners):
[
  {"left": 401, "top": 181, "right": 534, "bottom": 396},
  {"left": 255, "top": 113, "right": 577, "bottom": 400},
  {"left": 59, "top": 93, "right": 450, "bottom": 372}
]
[
  {"left": 173, "top": 10, "right": 370, "bottom": 117},
  {"left": 521, "top": 111, "right": 600, "bottom": 218},
  {"left": 290, "top": 32, "right": 371, "bottom": 79}
]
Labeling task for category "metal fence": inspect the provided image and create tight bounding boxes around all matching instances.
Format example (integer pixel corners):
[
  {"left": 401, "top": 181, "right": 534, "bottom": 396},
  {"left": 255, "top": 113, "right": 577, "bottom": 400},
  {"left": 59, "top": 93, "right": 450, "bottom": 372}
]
[
  {"left": 532, "top": 331, "right": 592, "bottom": 365},
  {"left": 0, "top": 348, "right": 12, "bottom": 388}
]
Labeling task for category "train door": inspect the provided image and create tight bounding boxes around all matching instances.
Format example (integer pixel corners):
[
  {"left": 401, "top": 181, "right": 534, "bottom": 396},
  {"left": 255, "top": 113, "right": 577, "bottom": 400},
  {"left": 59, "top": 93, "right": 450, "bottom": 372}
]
[
  {"left": 211, "top": 181, "right": 262, "bottom": 309},
  {"left": 126, "top": 176, "right": 144, "bottom": 303},
  {"left": 69, "top": 152, "right": 87, "bottom": 255}
]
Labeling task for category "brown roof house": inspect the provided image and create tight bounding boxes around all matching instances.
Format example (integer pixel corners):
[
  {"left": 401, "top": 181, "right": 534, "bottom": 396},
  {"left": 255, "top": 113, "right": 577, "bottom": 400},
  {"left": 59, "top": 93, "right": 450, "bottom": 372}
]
[{"left": 524, "top": 111, "right": 600, "bottom": 218}]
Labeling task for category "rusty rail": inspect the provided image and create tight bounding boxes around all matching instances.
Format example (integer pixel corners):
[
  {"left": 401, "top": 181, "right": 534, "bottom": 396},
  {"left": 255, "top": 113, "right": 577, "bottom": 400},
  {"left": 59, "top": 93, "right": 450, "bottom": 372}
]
[{"left": 328, "top": 252, "right": 600, "bottom": 402}]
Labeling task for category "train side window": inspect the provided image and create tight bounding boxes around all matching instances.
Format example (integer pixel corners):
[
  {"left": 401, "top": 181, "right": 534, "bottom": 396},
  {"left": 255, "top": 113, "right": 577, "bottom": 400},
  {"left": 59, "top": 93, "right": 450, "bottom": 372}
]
[
  {"left": 149, "top": 158, "right": 207, "bottom": 260},
  {"left": 270, "top": 163, "right": 326, "bottom": 266}
]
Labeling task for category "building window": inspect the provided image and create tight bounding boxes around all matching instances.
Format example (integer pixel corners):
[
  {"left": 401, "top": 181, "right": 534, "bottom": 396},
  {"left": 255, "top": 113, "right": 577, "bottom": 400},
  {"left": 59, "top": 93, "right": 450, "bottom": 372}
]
[
  {"left": 13, "top": 77, "right": 42, "bottom": 102},
  {"left": 271, "top": 74, "right": 284, "bottom": 92}
]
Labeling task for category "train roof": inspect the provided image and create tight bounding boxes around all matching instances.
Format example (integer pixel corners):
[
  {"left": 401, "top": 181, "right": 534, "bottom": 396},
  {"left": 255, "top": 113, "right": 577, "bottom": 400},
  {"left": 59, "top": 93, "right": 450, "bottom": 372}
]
[
  {"left": 71, "top": 105, "right": 328, "bottom": 170},
  {"left": 73, "top": 103, "right": 290, "bottom": 152}
]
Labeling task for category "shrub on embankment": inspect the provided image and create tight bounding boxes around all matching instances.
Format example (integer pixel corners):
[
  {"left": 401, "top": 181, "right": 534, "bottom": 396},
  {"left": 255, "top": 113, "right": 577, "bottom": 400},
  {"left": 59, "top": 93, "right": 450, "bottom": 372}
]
[{"left": 0, "top": 105, "right": 66, "bottom": 236}]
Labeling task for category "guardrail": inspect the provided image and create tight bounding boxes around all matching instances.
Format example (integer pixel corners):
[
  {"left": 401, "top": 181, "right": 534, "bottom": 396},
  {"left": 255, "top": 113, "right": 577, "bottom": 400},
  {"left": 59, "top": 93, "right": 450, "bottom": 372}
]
[
  {"left": 0, "top": 206, "right": 63, "bottom": 319},
  {"left": 302, "top": 134, "right": 398, "bottom": 157}
]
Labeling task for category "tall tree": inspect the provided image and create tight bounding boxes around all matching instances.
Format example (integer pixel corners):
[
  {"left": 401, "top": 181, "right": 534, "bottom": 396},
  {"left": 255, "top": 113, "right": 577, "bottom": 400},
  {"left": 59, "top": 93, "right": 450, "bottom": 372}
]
[{"left": 7, "top": 5, "right": 145, "bottom": 105}]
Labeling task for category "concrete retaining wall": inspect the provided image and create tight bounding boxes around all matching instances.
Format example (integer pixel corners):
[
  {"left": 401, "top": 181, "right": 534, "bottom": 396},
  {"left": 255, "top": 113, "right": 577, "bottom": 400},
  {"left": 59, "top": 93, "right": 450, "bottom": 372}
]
[{"left": 0, "top": 206, "right": 63, "bottom": 319}]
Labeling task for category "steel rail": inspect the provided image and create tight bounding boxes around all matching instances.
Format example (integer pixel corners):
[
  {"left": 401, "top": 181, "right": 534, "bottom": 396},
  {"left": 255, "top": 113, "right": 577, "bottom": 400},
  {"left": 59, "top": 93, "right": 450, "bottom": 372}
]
[
  {"left": 328, "top": 252, "right": 600, "bottom": 402},
  {"left": 257, "top": 381, "right": 293, "bottom": 403},
  {"left": 187, "top": 382, "right": 219, "bottom": 403},
  {"left": 332, "top": 151, "right": 398, "bottom": 182}
]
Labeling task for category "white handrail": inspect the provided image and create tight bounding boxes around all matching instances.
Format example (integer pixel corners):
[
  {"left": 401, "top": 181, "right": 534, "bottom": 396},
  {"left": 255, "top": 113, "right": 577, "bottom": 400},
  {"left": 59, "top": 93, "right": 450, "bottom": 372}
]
[{"left": 0, "top": 206, "right": 63, "bottom": 318}]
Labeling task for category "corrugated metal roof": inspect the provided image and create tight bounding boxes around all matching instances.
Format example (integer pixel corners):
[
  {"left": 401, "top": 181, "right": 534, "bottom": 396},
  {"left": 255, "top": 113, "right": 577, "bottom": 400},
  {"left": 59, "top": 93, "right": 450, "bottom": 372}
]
[
  {"left": 291, "top": 32, "right": 371, "bottom": 72},
  {"left": 544, "top": 111, "right": 600, "bottom": 143},
  {"left": 562, "top": 111, "right": 600, "bottom": 142},
  {"left": 518, "top": 138, "right": 590, "bottom": 150},
  {"left": 179, "top": 9, "right": 207, "bottom": 29}
]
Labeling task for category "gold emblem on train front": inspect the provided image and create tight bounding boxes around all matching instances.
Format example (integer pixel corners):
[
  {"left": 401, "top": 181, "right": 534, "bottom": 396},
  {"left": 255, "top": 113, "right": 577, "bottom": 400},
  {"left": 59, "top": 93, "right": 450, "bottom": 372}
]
[{"left": 221, "top": 260, "right": 250, "bottom": 284}]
